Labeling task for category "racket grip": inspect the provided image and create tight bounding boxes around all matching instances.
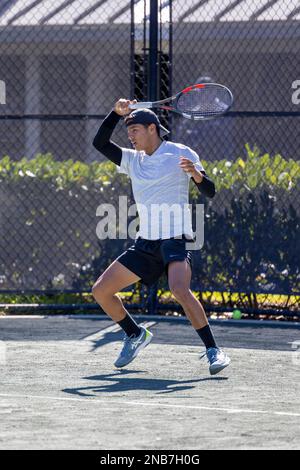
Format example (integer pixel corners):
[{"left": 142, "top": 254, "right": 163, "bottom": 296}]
[{"left": 128, "top": 102, "right": 153, "bottom": 109}]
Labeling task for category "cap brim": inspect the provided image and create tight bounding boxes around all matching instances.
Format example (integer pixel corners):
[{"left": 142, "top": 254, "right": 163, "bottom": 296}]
[{"left": 159, "top": 125, "right": 170, "bottom": 137}]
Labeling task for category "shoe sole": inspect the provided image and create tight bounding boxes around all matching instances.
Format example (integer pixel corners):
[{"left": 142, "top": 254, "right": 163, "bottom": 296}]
[
  {"left": 114, "top": 331, "right": 153, "bottom": 368},
  {"left": 209, "top": 359, "right": 231, "bottom": 376}
]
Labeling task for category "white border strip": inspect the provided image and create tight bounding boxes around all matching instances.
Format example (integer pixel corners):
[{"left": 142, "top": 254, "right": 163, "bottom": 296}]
[
  {"left": 0, "top": 80, "right": 6, "bottom": 105},
  {"left": 0, "top": 315, "right": 299, "bottom": 328}
]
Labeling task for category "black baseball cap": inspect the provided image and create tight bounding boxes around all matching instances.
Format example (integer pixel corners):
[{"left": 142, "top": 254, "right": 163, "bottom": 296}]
[{"left": 124, "top": 109, "right": 169, "bottom": 137}]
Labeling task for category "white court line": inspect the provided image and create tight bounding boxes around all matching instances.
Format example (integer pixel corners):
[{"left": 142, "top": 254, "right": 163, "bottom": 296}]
[
  {"left": 82, "top": 321, "right": 157, "bottom": 342},
  {"left": 0, "top": 393, "right": 299, "bottom": 417}
]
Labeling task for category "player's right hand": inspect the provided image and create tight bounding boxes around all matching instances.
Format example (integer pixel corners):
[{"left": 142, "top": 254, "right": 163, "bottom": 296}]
[{"left": 114, "top": 99, "right": 137, "bottom": 116}]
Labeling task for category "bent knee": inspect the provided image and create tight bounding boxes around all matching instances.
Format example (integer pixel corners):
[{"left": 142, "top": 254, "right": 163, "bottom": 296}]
[
  {"left": 92, "top": 276, "right": 114, "bottom": 301},
  {"left": 170, "top": 284, "right": 191, "bottom": 303}
]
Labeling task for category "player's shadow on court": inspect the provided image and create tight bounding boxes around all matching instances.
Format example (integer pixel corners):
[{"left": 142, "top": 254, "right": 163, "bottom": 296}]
[{"left": 62, "top": 370, "right": 227, "bottom": 397}]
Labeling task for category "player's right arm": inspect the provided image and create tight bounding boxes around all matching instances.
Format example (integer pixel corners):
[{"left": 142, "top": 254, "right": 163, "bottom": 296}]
[{"left": 92, "top": 99, "right": 136, "bottom": 165}]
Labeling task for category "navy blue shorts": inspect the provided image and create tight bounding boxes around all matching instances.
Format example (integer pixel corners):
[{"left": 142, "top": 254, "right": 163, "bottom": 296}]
[{"left": 116, "top": 235, "right": 193, "bottom": 286}]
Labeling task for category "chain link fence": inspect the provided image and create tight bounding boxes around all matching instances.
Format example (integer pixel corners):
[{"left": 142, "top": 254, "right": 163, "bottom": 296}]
[
  {"left": 169, "top": 0, "right": 300, "bottom": 313},
  {"left": 0, "top": 0, "right": 134, "bottom": 293},
  {"left": 0, "top": 0, "right": 299, "bottom": 314},
  {"left": 0, "top": 0, "right": 133, "bottom": 161}
]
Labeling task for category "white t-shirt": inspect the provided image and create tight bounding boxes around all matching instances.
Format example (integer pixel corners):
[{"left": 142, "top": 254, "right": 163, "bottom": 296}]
[{"left": 117, "top": 140, "right": 204, "bottom": 240}]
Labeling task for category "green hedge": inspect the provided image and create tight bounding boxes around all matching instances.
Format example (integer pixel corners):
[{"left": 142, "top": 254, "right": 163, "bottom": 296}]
[
  {"left": 0, "top": 145, "right": 299, "bottom": 295},
  {"left": 1, "top": 144, "right": 299, "bottom": 191}
]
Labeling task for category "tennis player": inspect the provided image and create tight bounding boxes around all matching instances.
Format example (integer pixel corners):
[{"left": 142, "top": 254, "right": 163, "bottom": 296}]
[{"left": 92, "top": 99, "right": 230, "bottom": 375}]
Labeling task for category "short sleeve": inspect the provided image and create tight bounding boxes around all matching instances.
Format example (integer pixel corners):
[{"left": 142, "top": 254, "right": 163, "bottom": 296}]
[
  {"left": 185, "top": 147, "right": 204, "bottom": 177},
  {"left": 116, "top": 148, "right": 136, "bottom": 177}
]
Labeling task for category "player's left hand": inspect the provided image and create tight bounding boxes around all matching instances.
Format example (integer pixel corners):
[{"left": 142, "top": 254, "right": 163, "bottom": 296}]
[
  {"left": 179, "top": 157, "right": 199, "bottom": 176},
  {"left": 179, "top": 157, "right": 203, "bottom": 182},
  {"left": 179, "top": 157, "right": 194, "bottom": 172}
]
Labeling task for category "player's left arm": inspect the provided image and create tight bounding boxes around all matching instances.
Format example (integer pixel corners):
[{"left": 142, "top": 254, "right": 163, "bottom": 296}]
[{"left": 179, "top": 156, "right": 216, "bottom": 198}]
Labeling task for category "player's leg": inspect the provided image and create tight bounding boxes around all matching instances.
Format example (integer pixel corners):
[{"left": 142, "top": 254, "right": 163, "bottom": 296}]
[
  {"left": 161, "top": 237, "right": 209, "bottom": 329},
  {"left": 167, "top": 259, "right": 208, "bottom": 329},
  {"left": 92, "top": 259, "right": 140, "bottom": 323},
  {"left": 92, "top": 259, "right": 153, "bottom": 367},
  {"left": 168, "top": 260, "right": 230, "bottom": 375}
]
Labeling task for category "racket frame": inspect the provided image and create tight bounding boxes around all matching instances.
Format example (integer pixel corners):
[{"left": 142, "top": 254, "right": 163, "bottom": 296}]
[{"left": 129, "top": 83, "right": 233, "bottom": 120}]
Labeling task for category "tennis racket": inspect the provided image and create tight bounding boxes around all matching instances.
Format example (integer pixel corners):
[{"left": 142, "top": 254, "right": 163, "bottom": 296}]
[{"left": 128, "top": 83, "right": 233, "bottom": 120}]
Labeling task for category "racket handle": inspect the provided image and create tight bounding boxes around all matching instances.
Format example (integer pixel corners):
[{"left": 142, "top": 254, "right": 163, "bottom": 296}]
[{"left": 128, "top": 102, "right": 153, "bottom": 109}]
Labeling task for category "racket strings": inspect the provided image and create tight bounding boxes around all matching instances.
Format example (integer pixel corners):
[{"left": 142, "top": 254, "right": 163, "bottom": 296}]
[{"left": 177, "top": 86, "right": 232, "bottom": 116}]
